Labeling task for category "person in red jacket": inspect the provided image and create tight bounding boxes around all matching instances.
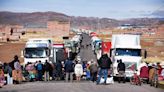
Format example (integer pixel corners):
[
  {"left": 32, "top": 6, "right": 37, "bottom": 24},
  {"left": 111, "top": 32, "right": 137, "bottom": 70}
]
[
  {"left": 157, "top": 62, "right": 162, "bottom": 75},
  {"left": 140, "top": 64, "right": 149, "bottom": 83},
  {"left": 140, "top": 66, "right": 149, "bottom": 78}
]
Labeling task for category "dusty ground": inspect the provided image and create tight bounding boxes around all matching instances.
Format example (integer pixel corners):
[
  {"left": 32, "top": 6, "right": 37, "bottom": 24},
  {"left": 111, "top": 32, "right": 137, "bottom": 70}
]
[
  {"left": 0, "top": 81, "right": 163, "bottom": 92},
  {"left": 0, "top": 40, "right": 163, "bottom": 64},
  {"left": 0, "top": 27, "right": 164, "bottom": 64},
  {"left": 0, "top": 42, "right": 25, "bottom": 63}
]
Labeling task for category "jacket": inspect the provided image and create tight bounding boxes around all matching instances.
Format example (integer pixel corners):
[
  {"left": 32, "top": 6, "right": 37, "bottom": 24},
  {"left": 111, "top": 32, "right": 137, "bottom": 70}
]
[
  {"left": 140, "top": 66, "right": 149, "bottom": 78},
  {"left": 117, "top": 62, "right": 125, "bottom": 71},
  {"left": 98, "top": 54, "right": 112, "bottom": 69},
  {"left": 64, "top": 59, "right": 74, "bottom": 73},
  {"left": 89, "top": 64, "right": 98, "bottom": 73}
]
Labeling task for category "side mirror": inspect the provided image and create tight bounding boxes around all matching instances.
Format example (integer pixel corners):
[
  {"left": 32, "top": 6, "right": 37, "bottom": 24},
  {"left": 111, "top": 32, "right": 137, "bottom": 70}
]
[
  {"left": 144, "top": 50, "right": 147, "bottom": 58},
  {"left": 21, "top": 49, "right": 24, "bottom": 58},
  {"left": 110, "top": 49, "right": 114, "bottom": 57},
  {"left": 141, "top": 49, "right": 147, "bottom": 59},
  {"left": 110, "top": 49, "right": 112, "bottom": 57},
  {"left": 46, "top": 49, "right": 51, "bottom": 56}
]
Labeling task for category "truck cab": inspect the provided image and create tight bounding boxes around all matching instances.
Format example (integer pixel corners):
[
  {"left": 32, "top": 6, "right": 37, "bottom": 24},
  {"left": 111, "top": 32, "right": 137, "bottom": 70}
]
[
  {"left": 23, "top": 38, "right": 53, "bottom": 64},
  {"left": 110, "top": 34, "right": 146, "bottom": 78}
]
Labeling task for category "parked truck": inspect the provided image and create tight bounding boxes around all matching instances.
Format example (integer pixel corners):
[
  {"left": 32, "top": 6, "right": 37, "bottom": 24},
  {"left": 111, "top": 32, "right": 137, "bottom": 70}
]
[
  {"left": 22, "top": 38, "right": 53, "bottom": 64},
  {"left": 53, "top": 44, "right": 67, "bottom": 63},
  {"left": 110, "top": 34, "right": 146, "bottom": 78},
  {"left": 91, "top": 36, "right": 102, "bottom": 59}
]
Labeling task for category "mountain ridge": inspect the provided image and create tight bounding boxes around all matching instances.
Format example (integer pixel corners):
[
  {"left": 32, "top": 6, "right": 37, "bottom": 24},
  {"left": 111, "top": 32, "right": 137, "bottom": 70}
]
[{"left": 0, "top": 11, "right": 163, "bottom": 29}]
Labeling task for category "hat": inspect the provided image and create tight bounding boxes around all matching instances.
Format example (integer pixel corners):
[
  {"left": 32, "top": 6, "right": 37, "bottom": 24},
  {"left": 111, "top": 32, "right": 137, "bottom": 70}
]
[
  {"left": 148, "top": 63, "right": 152, "bottom": 66},
  {"left": 14, "top": 55, "right": 18, "bottom": 59}
]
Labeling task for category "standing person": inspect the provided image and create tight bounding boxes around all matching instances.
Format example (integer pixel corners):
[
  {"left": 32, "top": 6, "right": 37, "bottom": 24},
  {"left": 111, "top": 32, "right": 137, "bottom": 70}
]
[
  {"left": 34, "top": 61, "right": 39, "bottom": 81},
  {"left": 64, "top": 58, "right": 74, "bottom": 82},
  {"left": 157, "top": 62, "right": 162, "bottom": 75},
  {"left": 12, "top": 55, "right": 22, "bottom": 84},
  {"left": 86, "top": 61, "right": 91, "bottom": 80},
  {"left": 5, "top": 63, "right": 12, "bottom": 84},
  {"left": 89, "top": 61, "right": 98, "bottom": 82},
  {"left": 49, "top": 62, "right": 54, "bottom": 80},
  {"left": 55, "top": 61, "right": 63, "bottom": 80},
  {"left": 117, "top": 59, "right": 126, "bottom": 83},
  {"left": 25, "top": 62, "right": 35, "bottom": 82},
  {"left": 3, "top": 63, "right": 8, "bottom": 85},
  {"left": 0, "top": 63, "right": 5, "bottom": 88},
  {"left": 161, "top": 68, "right": 164, "bottom": 80},
  {"left": 44, "top": 60, "right": 51, "bottom": 81},
  {"left": 140, "top": 62, "right": 149, "bottom": 83},
  {"left": 74, "top": 61, "right": 83, "bottom": 82},
  {"left": 96, "top": 54, "right": 112, "bottom": 85},
  {"left": 36, "top": 61, "right": 44, "bottom": 81},
  {"left": 149, "top": 64, "right": 155, "bottom": 83}
]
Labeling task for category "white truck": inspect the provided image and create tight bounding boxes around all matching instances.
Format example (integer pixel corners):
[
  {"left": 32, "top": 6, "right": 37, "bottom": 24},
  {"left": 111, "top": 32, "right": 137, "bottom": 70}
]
[
  {"left": 110, "top": 34, "right": 146, "bottom": 78},
  {"left": 23, "top": 38, "right": 53, "bottom": 64},
  {"left": 91, "top": 36, "right": 102, "bottom": 59}
]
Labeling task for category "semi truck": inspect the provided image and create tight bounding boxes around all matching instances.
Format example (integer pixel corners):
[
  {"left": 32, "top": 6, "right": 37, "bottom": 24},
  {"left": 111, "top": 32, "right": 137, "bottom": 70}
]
[
  {"left": 53, "top": 44, "right": 67, "bottom": 63},
  {"left": 22, "top": 38, "right": 68, "bottom": 65},
  {"left": 110, "top": 34, "right": 146, "bottom": 78},
  {"left": 22, "top": 38, "right": 53, "bottom": 64},
  {"left": 91, "top": 36, "right": 102, "bottom": 59}
]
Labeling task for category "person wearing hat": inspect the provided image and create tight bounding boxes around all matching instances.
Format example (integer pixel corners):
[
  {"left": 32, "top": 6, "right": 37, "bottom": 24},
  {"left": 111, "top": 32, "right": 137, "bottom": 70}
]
[{"left": 89, "top": 60, "right": 98, "bottom": 82}]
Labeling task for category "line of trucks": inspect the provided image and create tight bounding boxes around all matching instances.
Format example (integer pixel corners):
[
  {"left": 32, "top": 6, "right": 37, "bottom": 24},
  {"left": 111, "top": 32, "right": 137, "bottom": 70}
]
[
  {"left": 22, "top": 33, "right": 82, "bottom": 65},
  {"left": 22, "top": 32, "right": 147, "bottom": 78}
]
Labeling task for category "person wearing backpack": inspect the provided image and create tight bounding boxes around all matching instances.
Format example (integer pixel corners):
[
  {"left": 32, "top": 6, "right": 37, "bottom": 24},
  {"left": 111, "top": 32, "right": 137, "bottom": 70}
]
[
  {"left": 36, "top": 61, "right": 44, "bottom": 81},
  {"left": 55, "top": 60, "right": 63, "bottom": 81},
  {"left": 64, "top": 58, "right": 74, "bottom": 82}
]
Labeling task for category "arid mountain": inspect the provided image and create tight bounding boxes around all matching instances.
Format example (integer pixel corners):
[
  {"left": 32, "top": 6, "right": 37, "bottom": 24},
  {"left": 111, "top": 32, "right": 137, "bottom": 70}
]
[
  {"left": 0, "top": 11, "right": 69, "bottom": 25},
  {"left": 152, "top": 10, "right": 164, "bottom": 18},
  {"left": 0, "top": 11, "right": 119, "bottom": 29},
  {"left": 0, "top": 11, "right": 163, "bottom": 29},
  {"left": 70, "top": 17, "right": 119, "bottom": 29},
  {"left": 119, "top": 18, "right": 160, "bottom": 26}
]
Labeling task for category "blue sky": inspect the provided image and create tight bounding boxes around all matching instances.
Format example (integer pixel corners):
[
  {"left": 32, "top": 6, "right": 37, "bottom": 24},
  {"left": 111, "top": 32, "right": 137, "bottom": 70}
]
[{"left": 0, "top": 0, "right": 163, "bottom": 19}]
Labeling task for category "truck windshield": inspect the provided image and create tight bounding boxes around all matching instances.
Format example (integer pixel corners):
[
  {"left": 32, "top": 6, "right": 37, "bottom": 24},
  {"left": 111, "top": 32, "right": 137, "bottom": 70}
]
[
  {"left": 115, "top": 48, "right": 141, "bottom": 56},
  {"left": 25, "top": 48, "right": 48, "bottom": 58}
]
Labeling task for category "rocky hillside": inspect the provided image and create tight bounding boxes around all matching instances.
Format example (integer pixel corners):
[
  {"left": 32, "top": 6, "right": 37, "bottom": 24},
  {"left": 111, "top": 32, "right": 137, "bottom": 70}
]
[{"left": 0, "top": 11, "right": 163, "bottom": 29}]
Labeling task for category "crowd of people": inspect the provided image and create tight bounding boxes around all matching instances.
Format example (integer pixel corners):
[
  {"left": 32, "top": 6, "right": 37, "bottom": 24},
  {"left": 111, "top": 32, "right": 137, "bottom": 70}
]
[{"left": 0, "top": 54, "right": 164, "bottom": 88}]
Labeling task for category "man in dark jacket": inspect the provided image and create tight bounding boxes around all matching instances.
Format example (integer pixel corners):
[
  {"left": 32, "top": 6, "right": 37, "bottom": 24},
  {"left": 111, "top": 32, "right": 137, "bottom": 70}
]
[
  {"left": 44, "top": 60, "right": 52, "bottom": 81},
  {"left": 96, "top": 54, "right": 112, "bottom": 84},
  {"left": 55, "top": 61, "right": 63, "bottom": 80},
  {"left": 64, "top": 58, "right": 74, "bottom": 82},
  {"left": 117, "top": 59, "right": 126, "bottom": 83}
]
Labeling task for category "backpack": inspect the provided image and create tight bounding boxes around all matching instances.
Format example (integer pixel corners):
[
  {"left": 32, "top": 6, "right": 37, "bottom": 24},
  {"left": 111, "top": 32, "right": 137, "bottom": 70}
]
[
  {"left": 37, "top": 63, "right": 43, "bottom": 70},
  {"left": 66, "top": 60, "right": 74, "bottom": 72}
]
